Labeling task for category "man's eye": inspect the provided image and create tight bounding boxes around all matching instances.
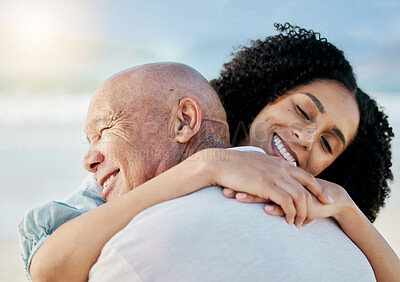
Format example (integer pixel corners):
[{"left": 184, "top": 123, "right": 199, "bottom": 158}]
[
  {"left": 321, "top": 136, "right": 332, "bottom": 154},
  {"left": 99, "top": 127, "right": 111, "bottom": 135},
  {"left": 296, "top": 105, "right": 310, "bottom": 120}
]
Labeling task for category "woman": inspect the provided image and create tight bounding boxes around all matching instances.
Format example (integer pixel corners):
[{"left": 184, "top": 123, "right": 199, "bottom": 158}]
[
  {"left": 22, "top": 24, "right": 398, "bottom": 281},
  {"left": 212, "top": 23, "right": 392, "bottom": 223}
]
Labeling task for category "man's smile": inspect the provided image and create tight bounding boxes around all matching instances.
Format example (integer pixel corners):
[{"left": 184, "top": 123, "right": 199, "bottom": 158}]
[{"left": 99, "top": 170, "right": 120, "bottom": 199}]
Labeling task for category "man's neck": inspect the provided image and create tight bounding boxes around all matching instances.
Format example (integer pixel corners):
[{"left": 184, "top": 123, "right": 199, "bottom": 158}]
[{"left": 179, "top": 126, "right": 230, "bottom": 162}]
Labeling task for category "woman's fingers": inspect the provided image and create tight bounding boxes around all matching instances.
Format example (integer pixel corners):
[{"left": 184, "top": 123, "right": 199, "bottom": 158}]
[
  {"left": 302, "top": 218, "right": 313, "bottom": 227},
  {"left": 265, "top": 190, "right": 330, "bottom": 227},
  {"left": 270, "top": 176, "right": 310, "bottom": 226},
  {"left": 222, "top": 188, "right": 236, "bottom": 198},
  {"left": 264, "top": 202, "right": 314, "bottom": 226},
  {"left": 264, "top": 203, "right": 284, "bottom": 216},
  {"left": 232, "top": 180, "right": 297, "bottom": 224},
  {"left": 235, "top": 193, "right": 267, "bottom": 203},
  {"left": 230, "top": 175, "right": 315, "bottom": 227},
  {"left": 213, "top": 151, "right": 334, "bottom": 225},
  {"left": 265, "top": 202, "right": 313, "bottom": 227},
  {"left": 267, "top": 187, "right": 297, "bottom": 224},
  {"left": 293, "top": 193, "right": 307, "bottom": 227},
  {"left": 289, "top": 167, "right": 334, "bottom": 205}
]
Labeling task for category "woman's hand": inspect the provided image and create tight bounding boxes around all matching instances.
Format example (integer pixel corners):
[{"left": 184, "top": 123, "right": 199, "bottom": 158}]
[
  {"left": 223, "top": 178, "right": 354, "bottom": 226},
  {"left": 194, "top": 148, "right": 334, "bottom": 226}
]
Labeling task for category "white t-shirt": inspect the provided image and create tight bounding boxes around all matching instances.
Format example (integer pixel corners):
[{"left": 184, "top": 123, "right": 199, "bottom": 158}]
[{"left": 89, "top": 147, "right": 375, "bottom": 282}]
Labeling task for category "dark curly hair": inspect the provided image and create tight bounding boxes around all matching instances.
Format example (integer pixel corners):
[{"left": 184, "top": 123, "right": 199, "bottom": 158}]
[{"left": 211, "top": 23, "right": 393, "bottom": 222}]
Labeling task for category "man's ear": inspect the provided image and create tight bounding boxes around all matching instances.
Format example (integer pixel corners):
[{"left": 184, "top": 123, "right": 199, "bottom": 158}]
[{"left": 174, "top": 97, "right": 202, "bottom": 143}]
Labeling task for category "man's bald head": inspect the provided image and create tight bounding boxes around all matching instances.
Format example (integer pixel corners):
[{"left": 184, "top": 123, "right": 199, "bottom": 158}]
[
  {"left": 83, "top": 63, "right": 229, "bottom": 201},
  {"left": 92, "top": 63, "right": 226, "bottom": 122}
]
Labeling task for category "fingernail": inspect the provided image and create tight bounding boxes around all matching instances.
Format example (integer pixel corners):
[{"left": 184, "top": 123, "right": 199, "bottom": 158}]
[
  {"left": 327, "top": 195, "right": 334, "bottom": 204},
  {"left": 225, "top": 189, "right": 234, "bottom": 196},
  {"left": 289, "top": 161, "right": 297, "bottom": 167},
  {"left": 265, "top": 205, "right": 274, "bottom": 211},
  {"left": 237, "top": 193, "right": 247, "bottom": 199}
]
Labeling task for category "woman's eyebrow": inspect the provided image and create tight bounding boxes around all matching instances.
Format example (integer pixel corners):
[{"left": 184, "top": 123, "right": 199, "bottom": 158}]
[
  {"left": 333, "top": 127, "right": 346, "bottom": 148},
  {"left": 301, "top": 92, "right": 324, "bottom": 113}
]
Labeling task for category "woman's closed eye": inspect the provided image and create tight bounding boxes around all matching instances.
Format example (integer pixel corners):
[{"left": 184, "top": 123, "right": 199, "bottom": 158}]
[
  {"left": 321, "top": 136, "right": 332, "bottom": 154},
  {"left": 296, "top": 105, "right": 310, "bottom": 120}
]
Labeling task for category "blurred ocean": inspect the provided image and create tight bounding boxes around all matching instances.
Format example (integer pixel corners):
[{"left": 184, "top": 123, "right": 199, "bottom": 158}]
[
  {"left": 0, "top": 93, "right": 399, "bottom": 281},
  {"left": 0, "top": 95, "right": 91, "bottom": 239}
]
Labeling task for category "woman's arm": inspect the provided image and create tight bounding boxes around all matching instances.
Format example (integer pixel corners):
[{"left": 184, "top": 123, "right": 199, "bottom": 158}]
[{"left": 332, "top": 188, "right": 400, "bottom": 282}]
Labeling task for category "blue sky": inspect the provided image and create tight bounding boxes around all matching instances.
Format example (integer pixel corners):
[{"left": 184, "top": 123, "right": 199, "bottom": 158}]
[{"left": 0, "top": 0, "right": 399, "bottom": 94}]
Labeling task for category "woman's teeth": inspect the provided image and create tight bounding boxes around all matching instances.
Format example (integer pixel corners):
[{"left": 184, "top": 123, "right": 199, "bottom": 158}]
[
  {"left": 103, "top": 174, "right": 116, "bottom": 189},
  {"left": 273, "top": 135, "right": 296, "bottom": 163}
]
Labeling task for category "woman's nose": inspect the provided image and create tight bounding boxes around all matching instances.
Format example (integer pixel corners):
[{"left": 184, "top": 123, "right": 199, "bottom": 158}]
[
  {"left": 293, "top": 128, "right": 315, "bottom": 151},
  {"left": 83, "top": 148, "right": 105, "bottom": 173}
]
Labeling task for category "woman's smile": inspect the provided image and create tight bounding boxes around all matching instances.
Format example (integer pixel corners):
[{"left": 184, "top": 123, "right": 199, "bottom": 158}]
[{"left": 272, "top": 133, "right": 298, "bottom": 165}]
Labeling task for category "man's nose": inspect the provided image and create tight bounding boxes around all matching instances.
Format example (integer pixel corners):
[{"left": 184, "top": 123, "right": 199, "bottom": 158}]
[
  {"left": 83, "top": 149, "right": 105, "bottom": 173},
  {"left": 293, "top": 128, "right": 315, "bottom": 151}
]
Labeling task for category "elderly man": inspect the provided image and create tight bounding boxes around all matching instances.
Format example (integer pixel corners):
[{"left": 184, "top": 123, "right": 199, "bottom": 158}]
[
  {"left": 19, "top": 63, "right": 374, "bottom": 282},
  {"left": 21, "top": 63, "right": 229, "bottom": 280}
]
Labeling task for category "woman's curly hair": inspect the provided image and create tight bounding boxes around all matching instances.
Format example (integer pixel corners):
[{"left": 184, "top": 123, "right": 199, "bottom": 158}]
[{"left": 211, "top": 23, "right": 394, "bottom": 222}]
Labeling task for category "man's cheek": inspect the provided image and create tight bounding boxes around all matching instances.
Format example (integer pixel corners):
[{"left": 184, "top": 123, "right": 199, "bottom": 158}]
[
  {"left": 103, "top": 146, "right": 125, "bottom": 162},
  {"left": 114, "top": 173, "right": 131, "bottom": 197},
  {"left": 145, "top": 121, "right": 161, "bottom": 134}
]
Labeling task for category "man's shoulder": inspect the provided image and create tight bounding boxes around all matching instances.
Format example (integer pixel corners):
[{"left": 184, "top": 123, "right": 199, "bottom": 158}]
[
  {"left": 108, "top": 186, "right": 344, "bottom": 247},
  {"left": 100, "top": 187, "right": 374, "bottom": 282}
]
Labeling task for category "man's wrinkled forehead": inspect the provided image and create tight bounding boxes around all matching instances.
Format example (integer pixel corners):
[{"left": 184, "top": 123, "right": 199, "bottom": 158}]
[
  {"left": 83, "top": 72, "right": 157, "bottom": 137},
  {"left": 84, "top": 78, "right": 124, "bottom": 126}
]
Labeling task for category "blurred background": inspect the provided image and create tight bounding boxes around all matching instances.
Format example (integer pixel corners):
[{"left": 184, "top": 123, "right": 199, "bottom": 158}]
[{"left": 1, "top": 0, "right": 399, "bottom": 280}]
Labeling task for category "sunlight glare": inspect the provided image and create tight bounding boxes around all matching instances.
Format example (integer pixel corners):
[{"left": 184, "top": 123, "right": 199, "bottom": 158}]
[
  {"left": 13, "top": 5, "right": 61, "bottom": 54},
  {"left": 0, "top": 1, "right": 93, "bottom": 79}
]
